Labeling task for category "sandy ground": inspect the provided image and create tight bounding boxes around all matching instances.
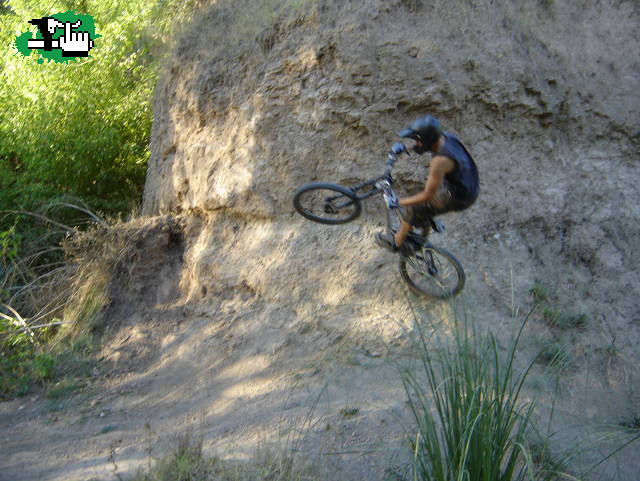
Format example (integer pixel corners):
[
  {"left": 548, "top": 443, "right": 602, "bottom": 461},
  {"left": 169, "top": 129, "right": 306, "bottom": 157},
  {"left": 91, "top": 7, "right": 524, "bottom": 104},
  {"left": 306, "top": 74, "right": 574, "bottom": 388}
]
[{"left": 2, "top": 214, "right": 639, "bottom": 481}]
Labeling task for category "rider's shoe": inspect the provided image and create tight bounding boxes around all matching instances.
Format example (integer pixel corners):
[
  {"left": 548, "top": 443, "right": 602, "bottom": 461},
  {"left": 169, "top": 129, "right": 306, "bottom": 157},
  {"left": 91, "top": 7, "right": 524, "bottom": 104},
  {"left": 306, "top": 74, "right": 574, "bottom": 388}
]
[
  {"left": 430, "top": 218, "right": 445, "bottom": 233},
  {"left": 375, "top": 232, "right": 398, "bottom": 253}
]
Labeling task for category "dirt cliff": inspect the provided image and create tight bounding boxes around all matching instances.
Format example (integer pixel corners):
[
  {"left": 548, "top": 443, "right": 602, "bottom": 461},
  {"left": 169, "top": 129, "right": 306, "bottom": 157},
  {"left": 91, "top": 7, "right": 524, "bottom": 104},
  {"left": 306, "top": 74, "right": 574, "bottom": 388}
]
[
  {"left": 137, "top": 0, "right": 640, "bottom": 477},
  {"left": 145, "top": 0, "right": 640, "bottom": 430},
  {"left": 2, "top": 1, "right": 639, "bottom": 480},
  {"left": 143, "top": 0, "right": 640, "bottom": 332}
]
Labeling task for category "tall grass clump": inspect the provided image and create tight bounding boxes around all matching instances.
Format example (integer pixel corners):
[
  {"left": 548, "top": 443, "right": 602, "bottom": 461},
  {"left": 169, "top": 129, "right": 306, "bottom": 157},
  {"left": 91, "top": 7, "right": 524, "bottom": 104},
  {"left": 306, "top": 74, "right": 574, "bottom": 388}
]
[{"left": 401, "top": 311, "right": 564, "bottom": 481}]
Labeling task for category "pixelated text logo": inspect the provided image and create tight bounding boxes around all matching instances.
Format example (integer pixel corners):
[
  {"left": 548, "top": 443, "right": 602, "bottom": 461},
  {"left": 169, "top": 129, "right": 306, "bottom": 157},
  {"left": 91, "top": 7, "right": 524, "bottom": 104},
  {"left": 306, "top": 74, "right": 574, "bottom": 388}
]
[{"left": 14, "top": 11, "right": 98, "bottom": 63}]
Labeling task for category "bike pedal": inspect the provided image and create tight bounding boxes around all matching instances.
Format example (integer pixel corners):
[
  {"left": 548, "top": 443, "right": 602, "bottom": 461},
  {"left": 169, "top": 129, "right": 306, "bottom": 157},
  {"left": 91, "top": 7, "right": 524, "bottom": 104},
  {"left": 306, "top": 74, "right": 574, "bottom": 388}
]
[
  {"left": 402, "top": 238, "right": 422, "bottom": 256},
  {"left": 430, "top": 219, "right": 445, "bottom": 233}
]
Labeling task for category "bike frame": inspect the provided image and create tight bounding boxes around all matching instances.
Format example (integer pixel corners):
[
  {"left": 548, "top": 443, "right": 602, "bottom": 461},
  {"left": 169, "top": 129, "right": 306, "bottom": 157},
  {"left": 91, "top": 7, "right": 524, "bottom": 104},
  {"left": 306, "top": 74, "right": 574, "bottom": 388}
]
[
  {"left": 326, "top": 151, "right": 400, "bottom": 209},
  {"left": 347, "top": 174, "right": 388, "bottom": 201}
]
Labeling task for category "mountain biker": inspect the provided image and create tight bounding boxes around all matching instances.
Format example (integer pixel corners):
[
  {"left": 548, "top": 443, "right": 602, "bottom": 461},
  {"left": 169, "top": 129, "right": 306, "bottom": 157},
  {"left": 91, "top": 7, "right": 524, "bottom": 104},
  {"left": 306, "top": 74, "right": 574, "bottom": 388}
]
[{"left": 375, "top": 115, "right": 479, "bottom": 252}]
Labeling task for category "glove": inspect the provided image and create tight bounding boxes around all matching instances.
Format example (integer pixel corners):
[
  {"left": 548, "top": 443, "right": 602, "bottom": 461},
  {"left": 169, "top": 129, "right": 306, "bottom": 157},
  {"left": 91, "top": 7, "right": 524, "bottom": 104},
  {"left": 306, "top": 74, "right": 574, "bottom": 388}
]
[{"left": 390, "top": 142, "right": 407, "bottom": 155}]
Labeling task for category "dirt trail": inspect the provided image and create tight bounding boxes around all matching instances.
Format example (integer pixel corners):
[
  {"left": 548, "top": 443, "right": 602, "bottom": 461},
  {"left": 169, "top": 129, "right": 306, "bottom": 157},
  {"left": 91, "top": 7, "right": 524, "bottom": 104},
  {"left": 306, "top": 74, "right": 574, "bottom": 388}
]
[
  {"left": 2, "top": 214, "right": 638, "bottom": 480},
  {"left": 0, "top": 218, "right": 435, "bottom": 480}
]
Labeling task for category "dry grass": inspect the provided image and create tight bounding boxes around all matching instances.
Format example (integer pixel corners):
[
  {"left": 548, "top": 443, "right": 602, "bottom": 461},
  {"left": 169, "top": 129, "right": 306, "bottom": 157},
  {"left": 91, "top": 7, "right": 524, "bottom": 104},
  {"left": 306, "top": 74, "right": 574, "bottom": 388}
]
[
  {"left": 117, "top": 431, "right": 324, "bottom": 481},
  {"left": 51, "top": 222, "right": 138, "bottom": 344},
  {"left": 1, "top": 207, "right": 140, "bottom": 397}
]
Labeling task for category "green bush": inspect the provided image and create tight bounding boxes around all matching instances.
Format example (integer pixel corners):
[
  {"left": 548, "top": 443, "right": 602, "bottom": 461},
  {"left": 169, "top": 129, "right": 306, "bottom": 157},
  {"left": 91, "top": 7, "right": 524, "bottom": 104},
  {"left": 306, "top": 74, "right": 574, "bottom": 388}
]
[{"left": 31, "top": 352, "right": 55, "bottom": 382}]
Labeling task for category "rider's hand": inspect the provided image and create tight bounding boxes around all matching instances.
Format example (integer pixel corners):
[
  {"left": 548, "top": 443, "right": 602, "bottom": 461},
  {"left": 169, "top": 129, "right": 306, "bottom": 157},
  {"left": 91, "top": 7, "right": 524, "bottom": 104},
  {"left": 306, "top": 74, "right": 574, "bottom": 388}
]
[
  {"left": 391, "top": 142, "right": 407, "bottom": 155},
  {"left": 391, "top": 142, "right": 408, "bottom": 156}
]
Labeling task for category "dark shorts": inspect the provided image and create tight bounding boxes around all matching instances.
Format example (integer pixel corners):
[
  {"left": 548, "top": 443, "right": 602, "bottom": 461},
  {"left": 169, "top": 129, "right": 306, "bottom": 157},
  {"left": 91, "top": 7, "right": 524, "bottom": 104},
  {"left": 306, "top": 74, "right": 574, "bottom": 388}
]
[{"left": 401, "top": 182, "right": 474, "bottom": 228}]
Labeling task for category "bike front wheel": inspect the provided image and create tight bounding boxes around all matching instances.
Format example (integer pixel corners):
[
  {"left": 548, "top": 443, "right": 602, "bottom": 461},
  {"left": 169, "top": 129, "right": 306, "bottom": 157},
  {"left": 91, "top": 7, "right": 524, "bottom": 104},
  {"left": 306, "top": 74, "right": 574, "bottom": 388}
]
[
  {"left": 399, "top": 243, "right": 465, "bottom": 299},
  {"left": 293, "top": 182, "right": 362, "bottom": 224}
]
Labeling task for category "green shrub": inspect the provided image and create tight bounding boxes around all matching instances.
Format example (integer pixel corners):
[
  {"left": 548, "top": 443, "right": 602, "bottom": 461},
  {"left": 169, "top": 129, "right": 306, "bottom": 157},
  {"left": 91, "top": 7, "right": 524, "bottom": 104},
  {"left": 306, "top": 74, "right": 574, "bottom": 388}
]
[
  {"left": 0, "top": 0, "right": 201, "bottom": 399},
  {"left": 400, "top": 312, "right": 566, "bottom": 481},
  {"left": 31, "top": 353, "right": 55, "bottom": 382}
]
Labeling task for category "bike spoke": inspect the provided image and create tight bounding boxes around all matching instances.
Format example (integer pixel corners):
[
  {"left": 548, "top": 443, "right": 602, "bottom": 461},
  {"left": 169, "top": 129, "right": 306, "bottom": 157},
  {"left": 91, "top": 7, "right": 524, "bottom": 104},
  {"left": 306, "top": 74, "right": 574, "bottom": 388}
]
[
  {"left": 403, "top": 246, "right": 461, "bottom": 297},
  {"left": 407, "top": 256, "right": 444, "bottom": 293},
  {"left": 297, "top": 188, "right": 358, "bottom": 222}
]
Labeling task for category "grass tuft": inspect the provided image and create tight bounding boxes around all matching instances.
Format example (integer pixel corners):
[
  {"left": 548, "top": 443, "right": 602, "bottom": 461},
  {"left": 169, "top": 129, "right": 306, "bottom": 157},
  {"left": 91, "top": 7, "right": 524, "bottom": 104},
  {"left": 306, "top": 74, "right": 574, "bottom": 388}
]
[
  {"left": 400, "top": 308, "right": 567, "bottom": 481},
  {"left": 530, "top": 282, "right": 551, "bottom": 303},
  {"left": 340, "top": 407, "right": 360, "bottom": 419},
  {"left": 541, "top": 308, "right": 588, "bottom": 331},
  {"left": 535, "top": 341, "right": 571, "bottom": 370},
  {"left": 619, "top": 415, "right": 640, "bottom": 430},
  {"left": 529, "top": 282, "right": 590, "bottom": 332},
  {"left": 126, "top": 431, "right": 323, "bottom": 481},
  {"left": 46, "top": 376, "right": 83, "bottom": 399}
]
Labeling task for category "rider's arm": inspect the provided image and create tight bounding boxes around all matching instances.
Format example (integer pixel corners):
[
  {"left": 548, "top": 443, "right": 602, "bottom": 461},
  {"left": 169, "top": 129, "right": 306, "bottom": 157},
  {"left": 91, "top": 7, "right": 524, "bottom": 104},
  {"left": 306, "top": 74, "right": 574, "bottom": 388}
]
[{"left": 399, "top": 155, "right": 454, "bottom": 207}]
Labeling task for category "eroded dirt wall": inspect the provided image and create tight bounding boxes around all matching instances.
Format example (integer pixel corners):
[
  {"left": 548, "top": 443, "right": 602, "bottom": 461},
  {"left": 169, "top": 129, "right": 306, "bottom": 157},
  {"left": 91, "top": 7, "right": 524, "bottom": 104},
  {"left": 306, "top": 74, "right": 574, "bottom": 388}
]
[
  {"left": 138, "top": 0, "right": 640, "bottom": 477},
  {"left": 144, "top": 0, "right": 639, "bottom": 359}
]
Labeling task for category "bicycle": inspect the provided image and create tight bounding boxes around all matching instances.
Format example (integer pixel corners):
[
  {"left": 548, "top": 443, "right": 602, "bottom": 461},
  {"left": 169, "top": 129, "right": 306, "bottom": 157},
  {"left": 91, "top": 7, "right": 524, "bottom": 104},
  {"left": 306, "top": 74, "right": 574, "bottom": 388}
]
[{"left": 293, "top": 142, "right": 465, "bottom": 299}]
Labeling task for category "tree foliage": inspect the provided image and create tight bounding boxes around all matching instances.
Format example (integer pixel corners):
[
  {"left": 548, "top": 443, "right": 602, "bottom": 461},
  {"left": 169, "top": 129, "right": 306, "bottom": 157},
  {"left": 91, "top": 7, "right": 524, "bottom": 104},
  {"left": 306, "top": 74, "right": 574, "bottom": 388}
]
[
  {"left": 0, "top": 0, "right": 199, "bottom": 397},
  {"left": 0, "top": 0, "right": 197, "bottom": 228}
]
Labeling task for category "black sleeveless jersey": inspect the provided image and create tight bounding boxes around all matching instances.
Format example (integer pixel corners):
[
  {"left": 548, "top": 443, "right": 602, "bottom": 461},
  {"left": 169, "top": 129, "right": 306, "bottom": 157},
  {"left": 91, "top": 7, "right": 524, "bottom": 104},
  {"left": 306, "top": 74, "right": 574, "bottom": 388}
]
[{"left": 436, "top": 133, "right": 479, "bottom": 204}]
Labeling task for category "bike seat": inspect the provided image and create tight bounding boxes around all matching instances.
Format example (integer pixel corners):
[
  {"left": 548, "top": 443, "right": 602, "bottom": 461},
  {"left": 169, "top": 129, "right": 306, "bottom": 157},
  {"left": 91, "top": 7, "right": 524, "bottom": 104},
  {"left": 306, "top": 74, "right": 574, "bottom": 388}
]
[{"left": 430, "top": 218, "right": 445, "bottom": 233}]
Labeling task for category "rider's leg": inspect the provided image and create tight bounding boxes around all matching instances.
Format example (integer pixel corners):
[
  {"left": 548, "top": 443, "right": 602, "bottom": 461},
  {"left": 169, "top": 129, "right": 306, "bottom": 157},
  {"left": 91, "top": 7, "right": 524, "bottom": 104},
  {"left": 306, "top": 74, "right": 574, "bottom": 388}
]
[
  {"left": 394, "top": 220, "right": 412, "bottom": 246},
  {"left": 407, "top": 185, "right": 452, "bottom": 239}
]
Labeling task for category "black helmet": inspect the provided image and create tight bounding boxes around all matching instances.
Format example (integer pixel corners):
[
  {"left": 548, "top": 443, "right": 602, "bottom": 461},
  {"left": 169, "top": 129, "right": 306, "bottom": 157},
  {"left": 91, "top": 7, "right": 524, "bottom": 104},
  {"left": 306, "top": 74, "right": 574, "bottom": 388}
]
[{"left": 398, "top": 115, "right": 443, "bottom": 153}]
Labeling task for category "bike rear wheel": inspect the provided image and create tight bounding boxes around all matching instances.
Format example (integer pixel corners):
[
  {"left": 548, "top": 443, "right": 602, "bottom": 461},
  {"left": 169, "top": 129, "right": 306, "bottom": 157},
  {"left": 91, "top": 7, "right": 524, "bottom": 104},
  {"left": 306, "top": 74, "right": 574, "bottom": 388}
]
[
  {"left": 399, "top": 243, "right": 465, "bottom": 299},
  {"left": 293, "top": 182, "right": 362, "bottom": 224}
]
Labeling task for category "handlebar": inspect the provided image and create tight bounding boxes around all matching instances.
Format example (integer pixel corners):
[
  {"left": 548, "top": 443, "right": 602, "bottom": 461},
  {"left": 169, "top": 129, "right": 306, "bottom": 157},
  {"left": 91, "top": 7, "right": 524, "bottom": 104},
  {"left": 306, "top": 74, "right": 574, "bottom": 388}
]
[{"left": 391, "top": 142, "right": 408, "bottom": 156}]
